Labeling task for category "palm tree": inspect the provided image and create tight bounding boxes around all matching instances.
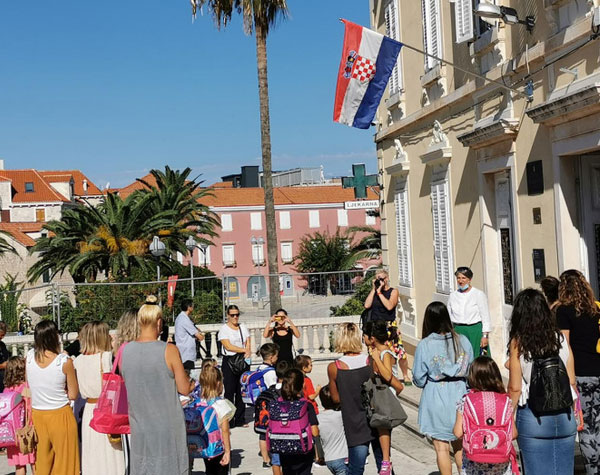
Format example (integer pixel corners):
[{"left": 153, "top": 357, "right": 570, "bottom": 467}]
[
  {"left": 134, "top": 166, "right": 219, "bottom": 254},
  {"left": 192, "top": 0, "right": 288, "bottom": 314},
  {"left": 347, "top": 225, "right": 382, "bottom": 261}
]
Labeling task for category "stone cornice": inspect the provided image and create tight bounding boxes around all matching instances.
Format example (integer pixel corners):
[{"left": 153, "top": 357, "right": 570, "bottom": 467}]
[
  {"left": 384, "top": 160, "right": 410, "bottom": 176},
  {"left": 457, "top": 119, "right": 519, "bottom": 149},
  {"left": 526, "top": 84, "right": 600, "bottom": 126},
  {"left": 420, "top": 143, "right": 452, "bottom": 167}
]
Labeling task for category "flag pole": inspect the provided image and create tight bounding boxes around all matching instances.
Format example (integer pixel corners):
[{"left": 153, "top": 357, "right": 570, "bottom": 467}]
[{"left": 339, "top": 19, "right": 532, "bottom": 101}]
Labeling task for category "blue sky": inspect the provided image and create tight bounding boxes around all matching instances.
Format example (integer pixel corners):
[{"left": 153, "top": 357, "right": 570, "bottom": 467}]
[{"left": 0, "top": 1, "right": 377, "bottom": 189}]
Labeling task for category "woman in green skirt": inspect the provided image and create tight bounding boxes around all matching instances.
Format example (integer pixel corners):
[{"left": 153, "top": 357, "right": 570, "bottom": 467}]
[{"left": 447, "top": 267, "right": 491, "bottom": 357}]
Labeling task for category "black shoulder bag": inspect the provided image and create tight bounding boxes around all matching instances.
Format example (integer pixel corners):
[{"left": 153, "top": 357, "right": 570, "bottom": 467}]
[{"left": 227, "top": 327, "right": 250, "bottom": 376}]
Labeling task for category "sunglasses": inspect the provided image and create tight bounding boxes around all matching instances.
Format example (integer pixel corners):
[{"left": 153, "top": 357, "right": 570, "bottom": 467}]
[{"left": 229, "top": 313, "right": 240, "bottom": 317}]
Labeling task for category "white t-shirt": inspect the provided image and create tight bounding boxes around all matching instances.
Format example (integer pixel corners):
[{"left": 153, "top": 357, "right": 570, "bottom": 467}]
[
  {"left": 447, "top": 287, "right": 491, "bottom": 332},
  {"left": 26, "top": 349, "right": 70, "bottom": 410},
  {"left": 257, "top": 363, "right": 278, "bottom": 388},
  {"left": 218, "top": 324, "right": 250, "bottom": 356},
  {"left": 317, "top": 410, "right": 348, "bottom": 462},
  {"left": 338, "top": 353, "right": 369, "bottom": 369}
]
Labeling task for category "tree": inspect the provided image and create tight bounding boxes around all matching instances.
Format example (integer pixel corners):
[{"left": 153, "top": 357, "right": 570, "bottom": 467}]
[
  {"left": 294, "top": 230, "right": 367, "bottom": 296},
  {"left": 0, "top": 274, "right": 25, "bottom": 332},
  {"left": 192, "top": 0, "right": 288, "bottom": 314},
  {"left": 347, "top": 225, "right": 382, "bottom": 261}
]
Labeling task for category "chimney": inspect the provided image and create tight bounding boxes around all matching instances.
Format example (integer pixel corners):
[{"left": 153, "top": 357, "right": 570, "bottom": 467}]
[
  {"left": 83, "top": 179, "right": 88, "bottom": 195},
  {"left": 0, "top": 159, "right": 5, "bottom": 170}
]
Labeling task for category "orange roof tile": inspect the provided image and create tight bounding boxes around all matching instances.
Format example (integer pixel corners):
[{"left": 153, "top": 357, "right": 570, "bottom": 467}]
[
  {"left": 0, "top": 170, "right": 70, "bottom": 203},
  {"left": 118, "top": 173, "right": 379, "bottom": 207},
  {"left": 209, "top": 181, "right": 234, "bottom": 188},
  {"left": 0, "top": 222, "right": 46, "bottom": 248},
  {"left": 39, "top": 170, "right": 103, "bottom": 196}
]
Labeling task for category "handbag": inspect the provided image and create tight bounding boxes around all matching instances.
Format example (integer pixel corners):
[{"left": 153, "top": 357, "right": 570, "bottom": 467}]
[
  {"left": 90, "top": 343, "right": 130, "bottom": 435},
  {"left": 227, "top": 328, "right": 250, "bottom": 376},
  {"left": 15, "top": 386, "right": 37, "bottom": 455},
  {"left": 361, "top": 358, "right": 408, "bottom": 430}
]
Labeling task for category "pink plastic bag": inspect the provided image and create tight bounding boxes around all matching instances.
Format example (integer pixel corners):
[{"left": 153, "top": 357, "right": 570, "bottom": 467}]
[{"left": 90, "top": 343, "right": 130, "bottom": 434}]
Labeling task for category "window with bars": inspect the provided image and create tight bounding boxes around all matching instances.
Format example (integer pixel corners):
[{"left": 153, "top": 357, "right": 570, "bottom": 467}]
[
  {"left": 394, "top": 180, "right": 413, "bottom": 287},
  {"left": 431, "top": 180, "right": 454, "bottom": 293},
  {"left": 384, "top": 0, "right": 403, "bottom": 94},
  {"left": 421, "top": 0, "right": 442, "bottom": 71}
]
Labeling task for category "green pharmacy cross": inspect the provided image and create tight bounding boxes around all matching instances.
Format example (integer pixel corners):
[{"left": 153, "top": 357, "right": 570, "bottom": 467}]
[{"left": 342, "top": 164, "right": 378, "bottom": 199}]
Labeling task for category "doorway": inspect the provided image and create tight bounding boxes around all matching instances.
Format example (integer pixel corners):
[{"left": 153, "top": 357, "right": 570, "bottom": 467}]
[{"left": 579, "top": 153, "right": 600, "bottom": 295}]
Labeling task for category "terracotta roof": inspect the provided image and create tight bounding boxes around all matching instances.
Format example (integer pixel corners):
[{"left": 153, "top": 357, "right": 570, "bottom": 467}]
[
  {"left": 118, "top": 173, "right": 378, "bottom": 206},
  {"left": 209, "top": 181, "right": 234, "bottom": 188},
  {"left": 0, "top": 170, "right": 70, "bottom": 203},
  {"left": 199, "top": 185, "right": 379, "bottom": 207},
  {"left": 0, "top": 222, "right": 46, "bottom": 248},
  {"left": 118, "top": 173, "right": 157, "bottom": 198},
  {"left": 39, "top": 170, "right": 103, "bottom": 196}
]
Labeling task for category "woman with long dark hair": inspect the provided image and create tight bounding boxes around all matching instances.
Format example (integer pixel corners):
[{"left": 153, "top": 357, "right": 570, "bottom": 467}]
[
  {"left": 218, "top": 304, "right": 251, "bottom": 427},
  {"left": 413, "top": 302, "right": 473, "bottom": 475},
  {"left": 507, "top": 288, "right": 577, "bottom": 475},
  {"left": 556, "top": 270, "right": 600, "bottom": 473},
  {"left": 262, "top": 308, "right": 300, "bottom": 364},
  {"left": 27, "top": 320, "right": 80, "bottom": 475}
]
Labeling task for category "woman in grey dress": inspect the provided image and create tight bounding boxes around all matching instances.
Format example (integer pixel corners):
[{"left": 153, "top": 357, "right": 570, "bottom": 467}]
[{"left": 120, "top": 296, "right": 195, "bottom": 475}]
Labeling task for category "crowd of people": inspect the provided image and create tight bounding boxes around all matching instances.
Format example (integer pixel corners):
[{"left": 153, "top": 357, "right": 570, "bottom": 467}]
[{"left": 0, "top": 267, "right": 597, "bottom": 475}]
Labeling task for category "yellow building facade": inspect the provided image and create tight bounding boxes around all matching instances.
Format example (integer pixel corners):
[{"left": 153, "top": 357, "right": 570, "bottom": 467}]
[{"left": 370, "top": 0, "right": 600, "bottom": 357}]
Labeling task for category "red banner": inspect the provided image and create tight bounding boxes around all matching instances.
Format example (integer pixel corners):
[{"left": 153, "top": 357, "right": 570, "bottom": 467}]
[{"left": 167, "top": 275, "right": 178, "bottom": 308}]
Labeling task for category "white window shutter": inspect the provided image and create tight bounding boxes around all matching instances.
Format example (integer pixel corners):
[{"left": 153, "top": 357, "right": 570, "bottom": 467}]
[
  {"left": 431, "top": 181, "right": 454, "bottom": 293},
  {"left": 422, "top": 0, "right": 442, "bottom": 70},
  {"left": 455, "top": 0, "right": 474, "bottom": 44},
  {"left": 337, "top": 209, "right": 348, "bottom": 227},
  {"left": 250, "top": 212, "right": 262, "bottom": 230},
  {"left": 309, "top": 210, "right": 320, "bottom": 228},
  {"left": 221, "top": 213, "right": 232, "bottom": 232},
  {"left": 394, "top": 181, "right": 412, "bottom": 287},
  {"left": 385, "top": 0, "right": 402, "bottom": 94},
  {"left": 279, "top": 211, "right": 291, "bottom": 229}
]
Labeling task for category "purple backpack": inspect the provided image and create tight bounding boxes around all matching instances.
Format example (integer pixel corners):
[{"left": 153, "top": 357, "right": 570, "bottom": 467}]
[
  {"left": 266, "top": 398, "right": 313, "bottom": 455},
  {"left": 0, "top": 391, "right": 24, "bottom": 448}
]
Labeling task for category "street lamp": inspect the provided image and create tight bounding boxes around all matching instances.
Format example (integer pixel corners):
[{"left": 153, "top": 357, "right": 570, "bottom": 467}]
[
  {"left": 250, "top": 236, "right": 265, "bottom": 302},
  {"left": 186, "top": 235, "right": 197, "bottom": 298},
  {"left": 149, "top": 235, "right": 166, "bottom": 305},
  {"left": 475, "top": 2, "right": 535, "bottom": 32}
]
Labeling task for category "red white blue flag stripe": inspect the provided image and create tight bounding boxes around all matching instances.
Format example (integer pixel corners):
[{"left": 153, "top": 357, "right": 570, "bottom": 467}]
[{"left": 333, "top": 20, "right": 403, "bottom": 129}]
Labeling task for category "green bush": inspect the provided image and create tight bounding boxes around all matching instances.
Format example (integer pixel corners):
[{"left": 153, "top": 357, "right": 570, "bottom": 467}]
[{"left": 330, "top": 276, "right": 375, "bottom": 317}]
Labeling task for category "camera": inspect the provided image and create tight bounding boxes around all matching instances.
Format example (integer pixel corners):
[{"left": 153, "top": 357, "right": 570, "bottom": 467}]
[{"left": 375, "top": 278, "right": 383, "bottom": 287}]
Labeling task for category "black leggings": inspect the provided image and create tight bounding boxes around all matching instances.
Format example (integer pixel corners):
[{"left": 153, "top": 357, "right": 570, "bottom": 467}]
[
  {"left": 222, "top": 355, "right": 245, "bottom": 426},
  {"left": 203, "top": 454, "right": 229, "bottom": 475}
]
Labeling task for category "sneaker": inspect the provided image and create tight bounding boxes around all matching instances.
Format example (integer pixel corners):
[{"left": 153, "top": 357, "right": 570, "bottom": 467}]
[
  {"left": 262, "top": 462, "right": 272, "bottom": 469},
  {"left": 379, "top": 461, "right": 392, "bottom": 475}
]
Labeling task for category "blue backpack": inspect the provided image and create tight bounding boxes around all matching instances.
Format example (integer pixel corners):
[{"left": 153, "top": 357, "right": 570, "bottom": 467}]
[
  {"left": 241, "top": 367, "right": 275, "bottom": 405},
  {"left": 184, "top": 399, "right": 224, "bottom": 459}
]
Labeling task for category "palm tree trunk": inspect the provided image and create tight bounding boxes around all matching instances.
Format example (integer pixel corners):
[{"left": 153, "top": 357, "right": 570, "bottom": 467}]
[{"left": 255, "top": 24, "right": 281, "bottom": 314}]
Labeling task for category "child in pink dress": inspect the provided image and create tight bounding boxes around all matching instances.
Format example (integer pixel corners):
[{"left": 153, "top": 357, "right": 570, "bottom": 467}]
[{"left": 4, "top": 356, "right": 35, "bottom": 475}]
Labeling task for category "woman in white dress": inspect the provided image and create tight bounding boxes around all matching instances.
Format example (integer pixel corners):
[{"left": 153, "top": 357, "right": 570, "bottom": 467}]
[{"left": 74, "top": 322, "right": 125, "bottom": 475}]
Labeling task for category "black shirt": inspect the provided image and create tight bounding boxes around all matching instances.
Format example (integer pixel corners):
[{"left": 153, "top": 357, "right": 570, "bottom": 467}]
[
  {"left": 0, "top": 340, "right": 9, "bottom": 391},
  {"left": 556, "top": 304, "right": 600, "bottom": 377},
  {"left": 369, "top": 288, "right": 396, "bottom": 322},
  {"left": 272, "top": 327, "right": 294, "bottom": 364}
]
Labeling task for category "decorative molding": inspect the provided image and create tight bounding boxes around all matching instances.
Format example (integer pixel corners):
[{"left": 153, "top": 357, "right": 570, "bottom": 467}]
[
  {"left": 385, "top": 160, "right": 410, "bottom": 176},
  {"left": 469, "top": 28, "right": 499, "bottom": 57},
  {"left": 421, "top": 143, "right": 452, "bottom": 168},
  {"left": 457, "top": 119, "right": 519, "bottom": 149},
  {"left": 526, "top": 84, "right": 600, "bottom": 125},
  {"left": 421, "top": 63, "right": 443, "bottom": 87}
]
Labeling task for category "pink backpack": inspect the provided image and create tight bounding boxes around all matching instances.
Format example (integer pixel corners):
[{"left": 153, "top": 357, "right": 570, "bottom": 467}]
[
  {"left": 0, "top": 391, "right": 24, "bottom": 448},
  {"left": 90, "top": 343, "right": 130, "bottom": 435},
  {"left": 462, "top": 391, "right": 519, "bottom": 474}
]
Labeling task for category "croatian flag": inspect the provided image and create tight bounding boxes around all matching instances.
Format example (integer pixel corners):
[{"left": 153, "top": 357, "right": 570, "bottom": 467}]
[{"left": 333, "top": 19, "right": 403, "bottom": 129}]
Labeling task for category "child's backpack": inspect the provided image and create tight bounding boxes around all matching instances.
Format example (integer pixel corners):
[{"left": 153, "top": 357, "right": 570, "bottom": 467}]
[
  {"left": 184, "top": 399, "right": 224, "bottom": 459},
  {"left": 241, "top": 367, "right": 274, "bottom": 405},
  {"left": 528, "top": 355, "right": 573, "bottom": 416},
  {"left": 463, "top": 391, "right": 519, "bottom": 474},
  {"left": 267, "top": 398, "right": 313, "bottom": 455},
  {"left": 253, "top": 386, "right": 280, "bottom": 435},
  {"left": 0, "top": 391, "right": 24, "bottom": 448}
]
